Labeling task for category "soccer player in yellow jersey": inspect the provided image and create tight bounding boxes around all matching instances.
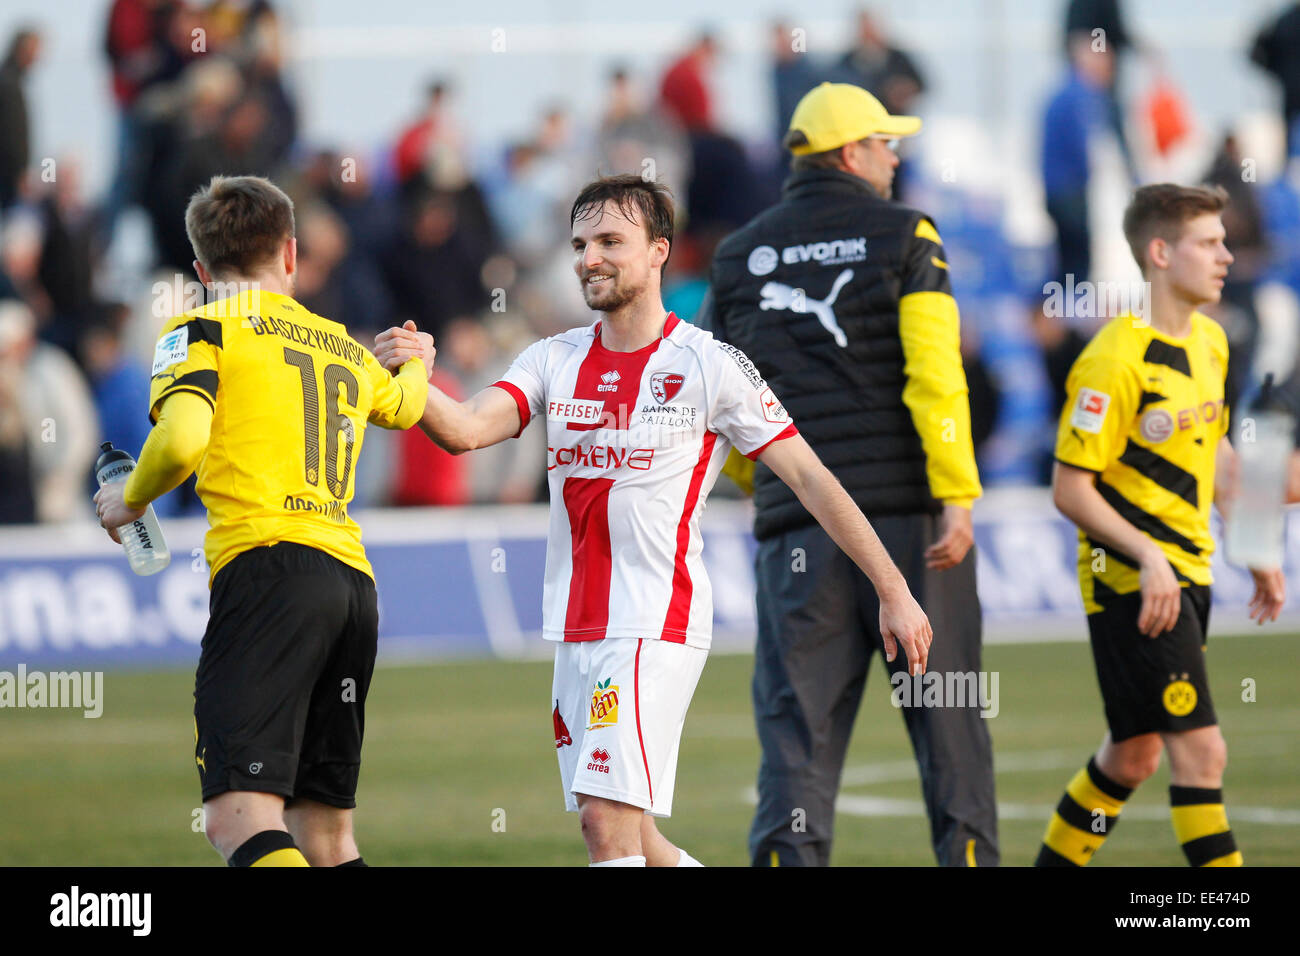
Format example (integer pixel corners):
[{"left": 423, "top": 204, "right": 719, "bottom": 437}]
[
  {"left": 95, "top": 176, "right": 431, "bottom": 867},
  {"left": 1035, "top": 184, "right": 1286, "bottom": 867}
]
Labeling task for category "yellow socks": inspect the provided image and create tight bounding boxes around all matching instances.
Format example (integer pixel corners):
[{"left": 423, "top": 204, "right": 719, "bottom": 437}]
[
  {"left": 1170, "top": 785, "right": 1242, "bottom": 866},
  {"left": 1036, "top": 757, "right": 1132, "bottom": 866},
  {"left": 228, "top": 830, "right": 310, "bottom": 867}
]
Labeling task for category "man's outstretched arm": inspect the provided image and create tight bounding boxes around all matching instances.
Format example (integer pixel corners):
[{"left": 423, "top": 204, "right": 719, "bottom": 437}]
[
  {"left": 374, "top": 322, "right": 523, "bottom": 454},
  {"left": 757, "top": 432, "right": 933, "bottom": 675},
  {"left": 95, "top": 391, "right": 213, "bottom": 541},
  {"left": 416, "top": 383, "right": 523, "bottom": 455}
]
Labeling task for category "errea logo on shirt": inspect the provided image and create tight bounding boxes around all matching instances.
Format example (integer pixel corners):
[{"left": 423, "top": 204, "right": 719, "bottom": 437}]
[
  {"left": 1070, "top": 387, "right": 1110, "bottom": 434},
  {"left": 597, "top": 370, "right": 620, "bottom": 392}
]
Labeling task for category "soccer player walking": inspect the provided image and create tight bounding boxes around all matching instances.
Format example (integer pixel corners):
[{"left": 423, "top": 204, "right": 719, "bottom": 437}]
[
  {"left": 1036, "top": 184, "right": 1285, "bottom": 867},
  {"left": 375, "top": 174, "right": 931, "bottom": 866},
  {"left": 96, "top": 176, "right": 431, "bottom": 867}
]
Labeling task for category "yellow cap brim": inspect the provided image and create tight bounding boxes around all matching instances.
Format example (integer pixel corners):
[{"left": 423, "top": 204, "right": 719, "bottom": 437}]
[
  {"left": 787, "top": 114, "right": 923, "bottom": 155},
  {"left": 876, "top": 115, "right": 922, "bottom": 137}
]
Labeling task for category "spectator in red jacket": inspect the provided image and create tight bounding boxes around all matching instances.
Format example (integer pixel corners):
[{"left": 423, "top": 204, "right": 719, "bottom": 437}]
[
  {"left": 393, "top": 80, "right": 462, "bottom": 186},
  {"left": 659, "top": 33, "right": 717, "bottom": 132},
  {"left": 390, "top": 366, "right": 469, "bottom": 507},
  {"left": 101, "top": 0, "right": 185, "bottom": 241}
]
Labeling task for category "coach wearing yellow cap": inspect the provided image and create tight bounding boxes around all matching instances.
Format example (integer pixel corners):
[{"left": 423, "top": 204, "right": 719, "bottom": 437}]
[{"left": 700, "top": 82, "right": 994, "bottom": 866}]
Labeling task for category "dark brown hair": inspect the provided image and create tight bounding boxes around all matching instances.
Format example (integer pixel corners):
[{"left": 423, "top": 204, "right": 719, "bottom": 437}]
[
  {"left": 1122, "top": 183, "right": 1229, "bottom": 274},
  {"left": 784, "top": 128, "right": 850, "bottom": 171},
  {"left": 184, "top": 175, "right": 296, "bottom": 278},
  {"left": 570, "top": 174, "right": 674, "bottom": 276}
]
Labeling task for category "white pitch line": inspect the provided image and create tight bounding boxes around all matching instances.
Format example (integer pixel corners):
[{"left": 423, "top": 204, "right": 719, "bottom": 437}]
[
  {"left": 741, "top": 748, "right": 1300, "bottom": 825},
  {"left": 839, "top": 749, "right": 1082, "bottom": 787},
  {"left": 832, "top": 796, "right": 1300, "bottom": 825}
]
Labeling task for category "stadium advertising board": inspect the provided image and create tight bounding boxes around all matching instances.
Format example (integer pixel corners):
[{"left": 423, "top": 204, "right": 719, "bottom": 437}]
[{"left": 1, "top": 492, "right": 1296, "bottom": 667}]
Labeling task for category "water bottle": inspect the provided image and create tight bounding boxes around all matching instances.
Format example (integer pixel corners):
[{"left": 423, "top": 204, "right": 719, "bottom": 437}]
[
  {"left": 94, "top": 441, "right": 171, "bottom": 576},
  {"left": 1225, "top": 376, "right": 1294, "bottom": 568}
]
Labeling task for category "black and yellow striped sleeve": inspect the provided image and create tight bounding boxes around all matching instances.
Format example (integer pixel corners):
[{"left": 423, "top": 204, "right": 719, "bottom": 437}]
[
  {"left": 147, "top": 314, "right": 223, "bottom": 424},
  {"left": 898, "top": 217, "right": 981, "bottom": 506}
]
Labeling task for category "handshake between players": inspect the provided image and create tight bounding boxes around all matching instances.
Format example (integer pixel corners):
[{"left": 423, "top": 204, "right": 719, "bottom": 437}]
[
  {"left": 376, "top": 320, "right": 437, "bottom": 379},
  {"left": 371, "top": 319, "right": 934, "bottom": 677}
]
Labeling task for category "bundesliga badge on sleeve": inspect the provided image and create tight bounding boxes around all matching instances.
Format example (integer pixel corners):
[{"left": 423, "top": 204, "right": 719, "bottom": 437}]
[{"left": 1071, "top": 388, "right": 1110, "bottom": 433}]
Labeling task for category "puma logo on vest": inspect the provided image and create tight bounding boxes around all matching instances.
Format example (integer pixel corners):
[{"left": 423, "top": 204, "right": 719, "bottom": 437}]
[{"left": 759, "top": 268, "right": 853, "bottom": 348}]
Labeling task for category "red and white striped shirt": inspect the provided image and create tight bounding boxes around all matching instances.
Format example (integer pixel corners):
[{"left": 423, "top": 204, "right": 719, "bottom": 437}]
[{"left": 493, "top": 313, "right": 797, "bottom": 649}]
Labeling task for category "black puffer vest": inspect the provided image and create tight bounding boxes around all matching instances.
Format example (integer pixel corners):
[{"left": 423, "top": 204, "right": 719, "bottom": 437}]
[{"left": 706, "top": 167, "right": 941, "bottom": 539}]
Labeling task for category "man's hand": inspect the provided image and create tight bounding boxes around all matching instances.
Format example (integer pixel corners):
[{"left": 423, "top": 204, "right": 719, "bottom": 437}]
[
  {"left": 94, "top": 482, "right": 145, "bottom": 545},
  {"left": 924, "top": 503, "right": 973, "bottom": 570},
  {"left": 1137, "top": 548, "right": 1182, "bottom": 637},
  {"left": 374, "top": 320, "right": 435, "bottom": 375},
  {"left": 757, "top": 433, "right": 934, "bottom": 674},
  {"left": 1247, "top": 566, "right": 1285, "bottom": 624},
  {"left": 878, "top": 586, "right": 933, "bottom": 676}
]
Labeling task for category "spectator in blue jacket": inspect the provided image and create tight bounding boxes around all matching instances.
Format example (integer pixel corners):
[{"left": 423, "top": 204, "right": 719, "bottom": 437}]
[{"left": 1041, "top": 35, "right": 1114, "bottom": 288}]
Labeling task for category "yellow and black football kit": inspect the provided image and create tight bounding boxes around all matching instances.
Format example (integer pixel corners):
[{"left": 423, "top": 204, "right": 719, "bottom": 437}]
[
  {"left": 135, "top": 287, "right": 427, "bottom": 584},
  {"left": 1054, "top": 310, "right": 1227, "bottom": 741},
  {"left": 133, "top": 287, "right": 428, "bottom": 814},
  {"left": 1056, "top": 311, "right": 1228, "bottom": 614},
  {"left": 1037, "top": 311, "right": 1242, "bottom": 868}
]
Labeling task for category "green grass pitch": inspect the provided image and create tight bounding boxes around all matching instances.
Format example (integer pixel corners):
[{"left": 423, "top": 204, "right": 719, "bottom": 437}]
[{"left": 2, "top": 632, "right": 1297, "bottom": 865}]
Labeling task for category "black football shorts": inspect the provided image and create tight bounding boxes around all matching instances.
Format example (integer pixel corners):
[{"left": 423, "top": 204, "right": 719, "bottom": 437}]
[
  {"left": 1087, "top": 583, "right": 1217, "bottom": 742},
  {"left": 194, "top": 542, "right": 378, "bottom": 808}
]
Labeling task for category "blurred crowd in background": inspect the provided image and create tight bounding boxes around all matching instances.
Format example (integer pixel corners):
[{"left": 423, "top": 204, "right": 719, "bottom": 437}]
[{"left": 2, "top": 0, "right": 1300, "bottom": 524}]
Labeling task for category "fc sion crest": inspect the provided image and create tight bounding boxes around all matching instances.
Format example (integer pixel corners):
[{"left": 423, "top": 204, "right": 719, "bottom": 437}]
[{"left": 650, "top": 371, "right": 685, "bottom": 405}]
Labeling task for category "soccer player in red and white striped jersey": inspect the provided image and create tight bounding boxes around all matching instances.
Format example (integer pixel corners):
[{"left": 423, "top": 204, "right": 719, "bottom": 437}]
[{"left": 375, "top": 174, "right": 931, "bottom": 866}]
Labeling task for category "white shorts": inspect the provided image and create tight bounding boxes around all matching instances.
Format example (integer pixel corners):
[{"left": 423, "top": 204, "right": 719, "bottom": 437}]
[{"left": 552, "top": 638, "right": 707, "bottom": 818}]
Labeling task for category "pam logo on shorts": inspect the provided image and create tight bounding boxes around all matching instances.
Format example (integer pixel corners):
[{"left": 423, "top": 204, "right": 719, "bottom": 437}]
[
  {"left": 588, "top": 678, "right": 619, "bottom": 729},
  {"left": 587, "top": 748, "right": 612, "bottom": 773}
]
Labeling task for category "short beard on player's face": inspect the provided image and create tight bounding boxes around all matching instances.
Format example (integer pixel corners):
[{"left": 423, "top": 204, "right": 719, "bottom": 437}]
[{"left": 582, "top": 271, "right": 646, "bottom": 313}]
